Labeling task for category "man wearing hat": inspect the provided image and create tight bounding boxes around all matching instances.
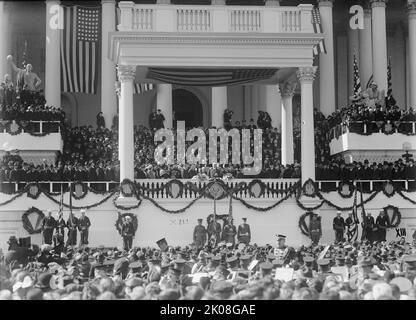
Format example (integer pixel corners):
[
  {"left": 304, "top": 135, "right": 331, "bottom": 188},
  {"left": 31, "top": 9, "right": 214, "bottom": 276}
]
[
  {"left": 41, "top": 210, "right": 56, "bottom": 245},
  {"left": 272, "top": 235, "right": 291, "bottom": 264},
  {"left": 207, "top": 215, "right": 222, "bottom": 246},
  {"left": 222, "top": 218, "right": 237, "bottom": 246},
  {"left": 316, "top": 259, "right": 333, "bottom": 280},
  {"left": 309, "top": 214, "right": 322, "bottom": 246},
  {"left": 121, "top": 216, "right": 135, "bottom": 251},
  {"left": 375, "top": 211, "right": 388, "bottom": 242},
  {"left": 193, "top": 219, "right": 207, "bottom": 249},
  {"left": 237, "top": 218, "right": 251, "bottom": 245},
  {"left": 66, "top": 211, "right": 79, "bottom": 246},
  {"left": 78, "top": 209, "right": 91, "bottom": 246},
  {"left": 362, "top": 212, "right": 376, "bottom": 242},
  {"left": 333, "top": 211, "right": 345, "bottom": 244}
]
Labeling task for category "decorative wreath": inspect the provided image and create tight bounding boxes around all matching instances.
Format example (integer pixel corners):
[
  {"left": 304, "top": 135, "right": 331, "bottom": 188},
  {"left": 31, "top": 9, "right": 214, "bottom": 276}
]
[
  {"left": 382, "top": 180, "right": 396, "bottom": 198},
  {"left": 120, "top": 179, "right": 136, "bottom": 198},
  {"left": 337, "top": 180, "right": 355, "bottom": 198},
  {"left": 302, "top": 178, "right": 318, "bottom": 198},
  {"left": 166, "top": 180, "right": 184, "bottom": 199},
  {"left": 383, "top": 205, "right": 401, "bottom": 228},
  {"left": 27, "top": 183, "right": 41, "bottom": 199},
  {"left": 205, "top": 179, "right": 228, "bottom": 200},
  {"left": 248, "top": 179, "right": 265, "bottom": 198},
  {"left": 298, "top": 211, "right": 317, "bottom": 237},
  {"left": 22, "top": 207, "right": 45, "bottom": 234},
  {"left": 115, "top": 212, "right": 138, "bottom": 236},
  {"left": 72, "top": 181, "right": 88, "bottom": 200}
]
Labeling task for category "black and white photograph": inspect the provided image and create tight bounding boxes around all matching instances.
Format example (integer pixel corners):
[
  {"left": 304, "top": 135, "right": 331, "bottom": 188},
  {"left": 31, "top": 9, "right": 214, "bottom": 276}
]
[{"left": 0, "top": 0, "right": 416, "bottom": 308}]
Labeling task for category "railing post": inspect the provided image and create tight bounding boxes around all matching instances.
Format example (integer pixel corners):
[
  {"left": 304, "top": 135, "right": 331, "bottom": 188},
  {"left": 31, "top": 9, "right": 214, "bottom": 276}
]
[
  {"left": 405, "top": 180, "right": 408, "bottom": 190},
  {"left": 369, "top": 180, "right": 373, "bottom": 191},
  {"left": 413, "top": 122, "right": 416, "bottom": 135},
  {"left": 118, "top": 1, "right": 135, "bottom": 31},
  {"left": 363, "top": 122, "right": 367, "bottom": 134},
  {"left": 39, "top": 121, "right": 43, "bottom": 134}
]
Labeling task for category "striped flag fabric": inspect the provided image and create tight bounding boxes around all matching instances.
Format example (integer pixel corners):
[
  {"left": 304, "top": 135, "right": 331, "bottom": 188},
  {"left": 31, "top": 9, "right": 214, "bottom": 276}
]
[
  {"left": 353, "top": 54, "right": 362, "bottom": 96},
  {"left": 386, "top": 58, "right": 396, "bottom": 108},
  {"left": 366, "top": 74, "right": 374, "bottom": 89},
  {"left": 134, "top": 83, "right": 155, "bottom": 95},
  {"left": 312, "top": 6, "right": 327, "bottom": 56},
  {"left": 147, "top": 68, "right": 277, "bottom": 86},
  {"left": 60, "top": 5, "right": 101, "bottom": 94}
]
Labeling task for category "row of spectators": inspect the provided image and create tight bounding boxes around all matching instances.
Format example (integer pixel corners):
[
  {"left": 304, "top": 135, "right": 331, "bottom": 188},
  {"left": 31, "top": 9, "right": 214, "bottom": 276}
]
[
  {"left": 1, "top": 238, "right": 416, "bottom": 300},
  {"left": 0, "top": 103, "right": 65, "bottom": 122}
]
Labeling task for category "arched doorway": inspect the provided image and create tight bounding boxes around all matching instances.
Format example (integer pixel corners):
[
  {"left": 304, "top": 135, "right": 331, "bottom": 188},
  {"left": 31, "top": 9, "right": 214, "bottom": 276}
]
[{"left": 172, "top": 89, "right": 203, "bottom": 128}]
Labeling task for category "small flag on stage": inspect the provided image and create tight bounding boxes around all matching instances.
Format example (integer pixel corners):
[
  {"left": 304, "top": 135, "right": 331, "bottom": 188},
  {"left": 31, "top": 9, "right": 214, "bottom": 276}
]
[
  {"left": 386, "top": 58, "right": 397, "bottom": 108},
  {"left": 353, "top": 54, "right": 362, "bottom": 97},
  {"left": 312, "top": 6, "right": 327, "bottom": 56}
]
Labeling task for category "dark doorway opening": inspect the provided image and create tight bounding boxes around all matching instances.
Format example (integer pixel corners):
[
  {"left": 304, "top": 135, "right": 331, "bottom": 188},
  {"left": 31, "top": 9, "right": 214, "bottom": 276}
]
[{"left": 173, "top": 89, "right": 203, "bottom": 129}]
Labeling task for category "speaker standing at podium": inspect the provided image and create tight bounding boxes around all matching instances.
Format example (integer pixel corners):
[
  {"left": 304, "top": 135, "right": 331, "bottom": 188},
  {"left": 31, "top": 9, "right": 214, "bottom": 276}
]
[{"left": 41, "top": 210, "right": 56, "bottom": 245}]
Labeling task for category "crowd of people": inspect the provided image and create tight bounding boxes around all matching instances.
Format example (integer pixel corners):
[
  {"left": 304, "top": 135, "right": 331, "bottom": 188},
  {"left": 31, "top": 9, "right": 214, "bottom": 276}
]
[{"left": 1, "top": 233, "right": 416, "bottom": 300}]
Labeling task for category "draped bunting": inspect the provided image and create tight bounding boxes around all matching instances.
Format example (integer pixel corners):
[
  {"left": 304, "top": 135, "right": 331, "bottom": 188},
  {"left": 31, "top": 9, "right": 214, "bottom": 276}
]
[{"left": 146, "top": 68, "right": 278, "bottom": 86}]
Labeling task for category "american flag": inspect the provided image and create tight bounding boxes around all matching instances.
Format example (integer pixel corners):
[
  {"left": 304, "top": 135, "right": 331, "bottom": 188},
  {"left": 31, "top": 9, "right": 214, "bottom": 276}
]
[
  {"left": 61, "top": 5, "right": 101, "bottom": 94},
  {"left": 348, "top": 188, "right": 359, "bottom": 242},
  {"left": 386, "top": 58, "right": 396, "bottom": 108},
  {"left": 147, "top": 68, "right": 277, "bottom": 86},
  {"left": 312, "top": 6, "right": 327, "bottom": 56},
  {"left": 353, "top": 54, "right": 362, "bottom": 96}
]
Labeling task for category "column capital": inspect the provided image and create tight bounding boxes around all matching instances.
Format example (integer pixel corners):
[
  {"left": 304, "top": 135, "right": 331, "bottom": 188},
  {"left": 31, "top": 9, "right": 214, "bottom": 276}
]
[
  {"left": 279, "top": 82, "right": 297, "bottom": 98},
  {"left": 408, "top": 0, "right": 416, "bottom": 16},
  {"left": 297, "top": 67, "right": 318, "bottom": 83},
  {"left": 117, "top": 65, "right": 136, "bottom": 82},
  {"left": 157, "top": 0, "right": 171, "bottom": 4},
  {"left": 211, "top": 0, "right": 226, "bottom": 5},
  {"left": 317, "top": 0, "right": 334, "bottom": 8},
  {"left": 370, "top": 0, "right": 388, "bottom": 8},
  {"left": 264, "top": 0, "right": 281, "bottom": 7},
  {"left": 115, "top": 81, "right": 121, "bottom": 98},
  {"left": 101, "top": 0, "right": 116, "bottom": 4}
]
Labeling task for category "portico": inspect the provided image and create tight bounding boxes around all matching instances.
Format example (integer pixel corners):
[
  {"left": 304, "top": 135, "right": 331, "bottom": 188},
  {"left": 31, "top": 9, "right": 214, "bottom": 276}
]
[{"left": 109, "top": 1, "right": 322, "bottom": 206}]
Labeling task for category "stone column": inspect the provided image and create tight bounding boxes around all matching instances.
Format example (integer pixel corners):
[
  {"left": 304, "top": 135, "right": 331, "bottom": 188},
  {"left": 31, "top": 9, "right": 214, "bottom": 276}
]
[
  {"left": 359, "top": 3, "right": 373, "bottom": 88},
  {"left": 0, "top": 1, "right": 9, "bottom": 80},
  {"left": 117, "top": 65, "right": 136, "bottom": 182},
  {"left": 297, "top": 67, "right": 317, "bottom": 184},
  {"left": 101, "top": 0, "right": 117, "bottom": 128},
  {"left": 371, "top": 0, "right": 388, "bottom": 93},
  {"left": 211, "top": 86, "right": 227, "bottom": 128},
  {"left": 157, "top": 84, "right": 173, "bottom": 129},
  {"left": 317, "top": 0, "right": 335, "bottom": 116},
  {"left": 280, "top": 82, "right": 297, "bottom": 166},
  {"left": 45, "top": 0, "right": 61, "bottom": 107},
  {"left": 408, "top": 0, "right": 416, "bottom": 108}
]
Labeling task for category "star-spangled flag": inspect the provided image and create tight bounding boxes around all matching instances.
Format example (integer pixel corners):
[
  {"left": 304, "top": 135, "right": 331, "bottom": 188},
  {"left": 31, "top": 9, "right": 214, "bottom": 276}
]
[
  {"left": 386, "top": 58, "right": 397, "bottom": 108},
  {"left": 353, "top": 54, "right": 362, "bottom": 96},
  {"left": 61, "top": 5, "right": 101, "bottom": 94},
  {"left": 312, "top": 6, "right": 327, "bottom": 56}
]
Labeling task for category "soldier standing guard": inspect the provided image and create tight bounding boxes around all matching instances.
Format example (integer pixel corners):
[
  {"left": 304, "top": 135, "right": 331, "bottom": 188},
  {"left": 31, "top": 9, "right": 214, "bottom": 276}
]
[
  {"left": 222, "top": 218, "right": 237, "bottom": 245},
  {"left": 237, "top": 218, "right": 251, "bottom": 245},
  {"left": 41, "top": 210, "right": 56, "bottom": 245},
  {"left": 78, "top": 209, "right": 91, "bottom": 246},
  {"left": 207, "top": 216, "right": 221, "bottom": 246},
  {"left": 121, "top": 216, "right": 135, "bottom": 251},
  {"left": 54, "top": 212, "right": 66, "bottom": 253},
  {"left": 310, "top": 215, "right": 322, "bottom": 246},
  {"left": 66, "top": 211, "right": 79, "bottom": 246},
  {"left": 193, "top": 219, "right": 207, "bottom": 249},
  {"left": 375, "top": 211, "right": 389, "bottom": 242},
  {"left": 333, "top": 211, "right": 345, "bottom": 243}
]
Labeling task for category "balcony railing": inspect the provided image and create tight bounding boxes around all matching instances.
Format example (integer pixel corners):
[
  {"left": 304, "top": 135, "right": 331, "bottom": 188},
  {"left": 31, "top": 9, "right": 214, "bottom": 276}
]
[
  {"left": 0, "top": 120, "right": 61, "bottom": 135},
  {"left": 317, "top": 179, "right": 416, "bottom": 193},
  {"left": 117, "top": 2, "right": 314, "bottom": 34}
]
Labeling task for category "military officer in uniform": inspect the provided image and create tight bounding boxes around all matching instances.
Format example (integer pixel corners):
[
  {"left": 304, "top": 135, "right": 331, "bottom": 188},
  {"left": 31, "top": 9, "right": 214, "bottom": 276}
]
[
  {"left": 237, "top": 218, "right": 251, "bottom": 245},
  {"left": 362, "top": 212, "right": 376, "bottom": 242},
  {"left": 375, "top": 210, "right": 389, "bottom": 242},
  {"left": 66, "top": 211, "right": 79, "bottom": 246},
  {"left": 41, "top": 210, "right": 56, "bottom": 245},
  {"left": 222, "top": 218, "right": 237, "bottom": 245},
  {"left": 78, "top": 209, "right": 91, "bottom": 246},
  {"left": 193, "top": 219, "right": 207, "bottom": 249},
  {"left": 271, "top": 235, "right": 291, "bottom": 264},
  {"left": 310, "top": 215, "right": 322, "bottom": 246},
  {"left": 53, "top": 212, "right": 66, "bottom": 253},
  {"left": 345, "top": 212, "right": 355, "bottom": 242},
  {"left": 121, "top": 216, "right": 135, "bottom": 251},
  {"left": 333, "top": 211, "right": 345, "bottom": 243},
  {"left": 316, "top": 259, "right": 334, "bottom": 280},
  {"left": 207, "top": 216, "right": 222, "bottom": 246}
]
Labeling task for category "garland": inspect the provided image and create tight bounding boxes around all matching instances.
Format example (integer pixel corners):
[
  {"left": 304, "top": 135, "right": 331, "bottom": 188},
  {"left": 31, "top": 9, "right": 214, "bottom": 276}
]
[
  {"left": 22, "top": 207, "right": 45, "bottom": 234},
  {"left": 26, "top": 183, "right": 42, "bottom": 199},
  {"left": 142, "top": 194, "right": 204, "bottom": 214},
  {"left": 383, "top": 205, "right": 402, "bottom": 228},
  {"left": 337, "top": 180, "right": 355, "bottom": 198},
  {"left": 298, "top": 211, "right": 316, "bottom": 237},
  {"left": 71, "top": 181, "right": 89, "bottom": 200},
  {"left": 120, "top": 179, "right": 136, "bottom": 198},
  {"left": 232, "top": 189, "right": 294, "bottom": 212},
  {"left": 115, "top": 212, "right": 138, "bottom": 236},
  {"left": 397, "top": 190, "right": 416, "bottom": 205},
  {"left": 1, "top": 120, "right": 62, "bottom": 137},
  {"left": 42, "top": 190, "right": 116, "bottom": 210}
]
